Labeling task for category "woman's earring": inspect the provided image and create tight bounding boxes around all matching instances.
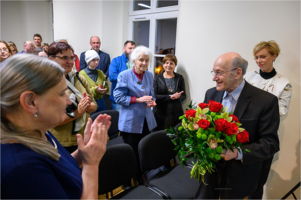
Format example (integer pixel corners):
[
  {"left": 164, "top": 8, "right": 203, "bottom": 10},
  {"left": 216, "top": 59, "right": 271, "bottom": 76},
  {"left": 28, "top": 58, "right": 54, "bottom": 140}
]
[{"left": 33, "top": 112, "right": 38, "bottom": 118}]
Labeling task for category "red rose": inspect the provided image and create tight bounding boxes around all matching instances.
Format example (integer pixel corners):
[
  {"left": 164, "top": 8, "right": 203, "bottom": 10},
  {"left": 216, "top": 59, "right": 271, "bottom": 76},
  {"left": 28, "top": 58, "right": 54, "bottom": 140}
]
[
  {"left": 198, "top": 119, "right": 210, "bottom": 130},
  {"left": 198, "top": 103, "right": 208, "bottom": 109},
  {"left": 236, "top": 130, "right": 249, "bottom": 143},
  {"left": 208, "top": 100, "right": 223, "bottom": 113},
  {"left": 215, "top": 118, "right": 228, "bottom": 132},
  {"left": 225, "top": 122, "right": 238, "bottom": 136},
  {"left": 185, "top": 109, "right": 197, "bottom": 119},
  {"left": 229, "top": 114, "right": 239, "bottom": 123}
]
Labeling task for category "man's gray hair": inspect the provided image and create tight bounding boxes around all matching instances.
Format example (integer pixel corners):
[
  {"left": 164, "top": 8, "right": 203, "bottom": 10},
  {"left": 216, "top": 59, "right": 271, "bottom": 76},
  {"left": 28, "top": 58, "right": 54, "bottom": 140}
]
[{"left": 232, "top": 57, "right": 248, "bottom": 75}]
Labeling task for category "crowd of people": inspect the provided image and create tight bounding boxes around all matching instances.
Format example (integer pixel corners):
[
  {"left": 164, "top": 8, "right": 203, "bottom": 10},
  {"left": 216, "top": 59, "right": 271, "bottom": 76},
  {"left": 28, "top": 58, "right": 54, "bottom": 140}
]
[{"left": 0, "top": 34, "right": 293, "bottom": 199}]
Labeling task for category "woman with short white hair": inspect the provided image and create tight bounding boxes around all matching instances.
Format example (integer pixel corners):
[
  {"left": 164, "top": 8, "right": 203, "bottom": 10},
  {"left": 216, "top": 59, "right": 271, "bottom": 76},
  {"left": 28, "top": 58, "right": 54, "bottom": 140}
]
[{"left": 114, "top": 45, "right": 157, "bottom": 183}]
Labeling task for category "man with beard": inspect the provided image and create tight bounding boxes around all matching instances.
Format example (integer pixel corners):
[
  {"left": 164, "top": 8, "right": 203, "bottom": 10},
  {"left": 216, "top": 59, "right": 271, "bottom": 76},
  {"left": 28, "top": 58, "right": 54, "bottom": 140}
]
[
  {"left": 79, "top": 36, "right": 111, "bottom": 78},
  {"left": 109, "top": 40, "right": 136, "bottom": 111}
]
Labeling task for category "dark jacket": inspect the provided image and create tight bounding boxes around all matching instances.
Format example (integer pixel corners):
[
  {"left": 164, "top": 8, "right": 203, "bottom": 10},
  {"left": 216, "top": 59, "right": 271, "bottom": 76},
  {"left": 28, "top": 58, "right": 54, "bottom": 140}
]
[
  {"left": 153, "top": 72, "right": 186, "bottom": 130},
  {"left": 195, "top": 81, "right": 279, "bottom": 199}
]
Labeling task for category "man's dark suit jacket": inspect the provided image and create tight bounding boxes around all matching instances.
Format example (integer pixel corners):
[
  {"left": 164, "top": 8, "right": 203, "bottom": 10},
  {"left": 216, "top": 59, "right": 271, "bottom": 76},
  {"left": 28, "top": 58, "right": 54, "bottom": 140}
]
[{"left": 195, "top": 81, "right": 280, "bottom": 199}]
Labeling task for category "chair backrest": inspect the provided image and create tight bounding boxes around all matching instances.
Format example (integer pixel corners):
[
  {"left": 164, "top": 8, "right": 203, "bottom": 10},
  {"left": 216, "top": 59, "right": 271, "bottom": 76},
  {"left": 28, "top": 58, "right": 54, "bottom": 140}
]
[
  {"left": 103, "top": 94, "right": 112, "bottom": 110},
  {"left": 174, "top": 122, "right": 182, "bottom": 133},
  {"left": 138, "top": 130, "right": 177, "bottom": 172},
  {"left": 98, "top": 143, "right": 138, "bottom": 194},
  {"left": 90, "top": 110, "right": 119, "bottom": 137}
]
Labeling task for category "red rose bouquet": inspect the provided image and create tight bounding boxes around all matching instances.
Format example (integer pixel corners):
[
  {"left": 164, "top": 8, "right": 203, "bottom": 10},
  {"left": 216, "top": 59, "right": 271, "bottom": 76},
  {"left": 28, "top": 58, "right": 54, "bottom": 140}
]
[{"left": 166, "top": 101, "right": 250, "bottom": 184}]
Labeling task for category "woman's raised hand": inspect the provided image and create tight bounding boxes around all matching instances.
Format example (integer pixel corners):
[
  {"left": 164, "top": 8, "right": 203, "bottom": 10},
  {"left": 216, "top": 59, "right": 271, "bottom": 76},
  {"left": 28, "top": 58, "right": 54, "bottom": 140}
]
[
  {"left": 76, "top": 116, "right": 111, "bottom": 166},
  {"left": 77, "top": 92, "right": 91, "bottom": 114},
  {"left": 89, "top": 114, "right": 111, "bottom": 136},
  {"left": 171, "top": 91, "right": 184, "bottom": 100}
]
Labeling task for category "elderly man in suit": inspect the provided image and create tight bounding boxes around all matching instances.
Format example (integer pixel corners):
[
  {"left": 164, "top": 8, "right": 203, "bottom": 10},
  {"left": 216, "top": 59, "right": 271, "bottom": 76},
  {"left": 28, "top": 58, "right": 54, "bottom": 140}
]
[{"left": 195, "top": 52, "right": 280, "bottom": 199}]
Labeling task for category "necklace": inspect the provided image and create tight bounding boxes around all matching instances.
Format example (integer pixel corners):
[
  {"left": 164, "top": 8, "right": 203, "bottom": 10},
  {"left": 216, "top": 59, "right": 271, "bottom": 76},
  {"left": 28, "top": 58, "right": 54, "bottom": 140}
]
[{"left": 165, "top": 77, "right": 174, "bottom": 93}]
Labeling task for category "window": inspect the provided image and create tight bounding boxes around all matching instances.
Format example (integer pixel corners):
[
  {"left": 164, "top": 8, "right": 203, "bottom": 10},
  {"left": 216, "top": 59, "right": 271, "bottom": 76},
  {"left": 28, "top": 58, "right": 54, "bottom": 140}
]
[
  {"left": 133, "top": 0, "right": 151, "bottom": 11},
  {"left": 129, "top": 0, "right": 178, "bottom": 75}
]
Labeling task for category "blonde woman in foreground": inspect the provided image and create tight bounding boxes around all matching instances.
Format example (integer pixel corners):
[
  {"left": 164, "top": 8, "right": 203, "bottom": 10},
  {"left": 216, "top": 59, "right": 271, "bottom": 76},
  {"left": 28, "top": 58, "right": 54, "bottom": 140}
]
[{"left": 1, "top": 54, "right": 111, "bottom": 199}]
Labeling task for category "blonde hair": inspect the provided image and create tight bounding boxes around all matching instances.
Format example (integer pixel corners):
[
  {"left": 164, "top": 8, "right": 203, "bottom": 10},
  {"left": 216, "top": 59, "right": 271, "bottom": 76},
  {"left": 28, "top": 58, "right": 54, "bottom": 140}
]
[
  {"left": 253, "top": 40, "right": 281, "bottom": 58},
  {"left": 1, "top": 54, "right": 64, "bottom": 161}
]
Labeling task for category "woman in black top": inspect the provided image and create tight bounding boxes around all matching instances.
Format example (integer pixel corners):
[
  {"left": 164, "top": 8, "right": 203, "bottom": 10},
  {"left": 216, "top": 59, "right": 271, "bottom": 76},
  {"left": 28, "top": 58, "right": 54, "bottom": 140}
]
[{"left": 153, "top": 54, "right": 186, "bottom": 131}]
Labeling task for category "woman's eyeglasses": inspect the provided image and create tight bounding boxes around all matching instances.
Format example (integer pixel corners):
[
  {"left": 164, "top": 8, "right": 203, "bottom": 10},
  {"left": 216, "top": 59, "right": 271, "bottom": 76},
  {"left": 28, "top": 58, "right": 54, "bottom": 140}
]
[{"left": 52, "top": 55, "right": 76, "bottom": 61}]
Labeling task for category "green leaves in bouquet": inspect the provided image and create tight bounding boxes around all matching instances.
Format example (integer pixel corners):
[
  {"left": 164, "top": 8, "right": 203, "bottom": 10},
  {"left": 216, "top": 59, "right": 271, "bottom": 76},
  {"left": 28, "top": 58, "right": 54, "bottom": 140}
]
[
  {"left": 187, "top": 100, "right": 197, "bottom": 110},
  {"left": 167, "top": 100, "right": 251, "bottom": 185}
]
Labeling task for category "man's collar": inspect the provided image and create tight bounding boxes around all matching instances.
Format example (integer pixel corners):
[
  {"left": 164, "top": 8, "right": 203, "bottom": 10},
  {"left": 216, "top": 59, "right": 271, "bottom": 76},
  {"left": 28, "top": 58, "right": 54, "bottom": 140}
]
[
  {"left": 223, "top": 79, "right": 245, "bottom": 102},
  {"left": 122, "top": 53, "right": 128, "bottom": 61},
  {"left": 90, "top": 49, "right": 101, "bottom": 54}
]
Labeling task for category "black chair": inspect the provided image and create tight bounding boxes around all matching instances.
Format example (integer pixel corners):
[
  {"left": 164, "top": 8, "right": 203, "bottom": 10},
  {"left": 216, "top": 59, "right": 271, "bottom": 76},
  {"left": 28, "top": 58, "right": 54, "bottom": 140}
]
[
  {"left": 90, "top": 110, "right": 119, "bottom": 138},
  {"left": 103, "top": 94, "right": 112, "bottom": 110},
  {"left": 174, "top": 122, "right": 182, "bottom": 133},
  {"left": 90, "top": 110, "right": 124, "bottom": 146},
  {"left": 174, "top": 122, "right": 195, "bottom": 167},
  {"left": 281, "top": 182, "right": 301, "bottom": 199},
  {"left": 98, "top": 143, "right": 165, "bottom": 199},
  {"left": 138, "top": 130, "right": 200, "bottom": 199}
]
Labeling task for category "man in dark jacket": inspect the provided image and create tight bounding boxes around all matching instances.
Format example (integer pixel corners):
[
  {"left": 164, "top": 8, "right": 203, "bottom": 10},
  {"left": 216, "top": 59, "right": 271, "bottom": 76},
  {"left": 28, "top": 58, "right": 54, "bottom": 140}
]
[
  {"left": 79, "top": 36, "right": 110, "bottom": 77},
  {"left": 195, "top": 52, "right": 279, "bottom": 199}
]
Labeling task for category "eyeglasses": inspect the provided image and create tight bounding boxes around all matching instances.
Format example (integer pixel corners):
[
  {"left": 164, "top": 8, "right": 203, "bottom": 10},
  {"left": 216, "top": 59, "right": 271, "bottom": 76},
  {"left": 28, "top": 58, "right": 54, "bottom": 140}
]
[
  {"left": 211, "top": 68, "right": 237, "bottom": 76},
  {"left": 52, "top": 55, "right": 76, "bottom": 61},
  {"left": 0, "top": 47, "right": 8, "bottom": 53}
]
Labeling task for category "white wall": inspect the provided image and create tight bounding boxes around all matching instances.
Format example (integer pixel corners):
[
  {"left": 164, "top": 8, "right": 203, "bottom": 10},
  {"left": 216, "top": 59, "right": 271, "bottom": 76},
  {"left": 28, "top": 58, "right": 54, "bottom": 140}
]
[
  {"left": 52, "top": 1, "right": 103, "bottom": 56},
  {"left": 52, "top": 0, "right": 129, "bottom": 65},
  {"left": 1, "top": 0, "right": 52, "bottom": 51},
  {"left": 176, "top": 1, "right": 300, "bottom": 199},
  {"left": 52, "top": 0, "right": 129, "bottom": 93},
  {"left": 101, "top": 0, "right": 127, "bottom": 58}
]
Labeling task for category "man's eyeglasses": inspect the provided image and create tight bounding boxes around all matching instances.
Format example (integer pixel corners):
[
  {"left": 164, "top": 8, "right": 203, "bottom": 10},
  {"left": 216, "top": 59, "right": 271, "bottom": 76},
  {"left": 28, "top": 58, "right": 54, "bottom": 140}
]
[
  {"left": 211, "top": 68, "right": 237, "bottom": 76},
  {"left": 0, "top": 47, "right": 8, "bottom": 53},
  {"left": 52, "top": 55, "right": 76, "bottom": 61}
]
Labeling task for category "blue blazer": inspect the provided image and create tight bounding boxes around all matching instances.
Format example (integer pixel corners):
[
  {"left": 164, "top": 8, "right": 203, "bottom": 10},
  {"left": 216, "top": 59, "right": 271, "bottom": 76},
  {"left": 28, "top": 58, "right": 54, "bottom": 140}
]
[{"left": 113, "top": 69, "right": 157, "bottom": 133}]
